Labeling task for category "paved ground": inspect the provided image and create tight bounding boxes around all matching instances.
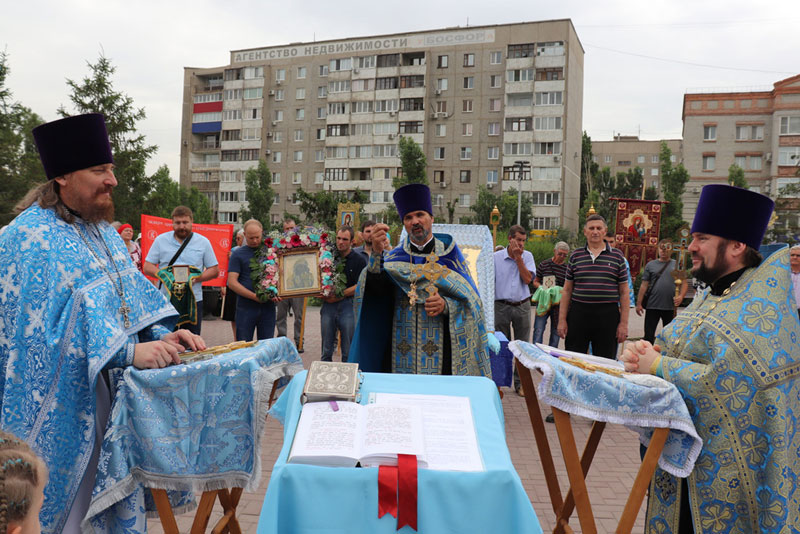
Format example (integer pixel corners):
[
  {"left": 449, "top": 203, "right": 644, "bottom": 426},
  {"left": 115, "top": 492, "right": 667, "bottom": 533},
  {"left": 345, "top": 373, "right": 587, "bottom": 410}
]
[{"left": 147, "top": 306, "right": 656, "bottom": 534}]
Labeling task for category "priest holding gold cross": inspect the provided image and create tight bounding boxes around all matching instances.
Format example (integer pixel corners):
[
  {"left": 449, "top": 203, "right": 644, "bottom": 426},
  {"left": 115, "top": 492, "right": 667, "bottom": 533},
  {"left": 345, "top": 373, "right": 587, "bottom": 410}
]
[{"left": 349, "top": 183, "right": 492, "bottom": 378}]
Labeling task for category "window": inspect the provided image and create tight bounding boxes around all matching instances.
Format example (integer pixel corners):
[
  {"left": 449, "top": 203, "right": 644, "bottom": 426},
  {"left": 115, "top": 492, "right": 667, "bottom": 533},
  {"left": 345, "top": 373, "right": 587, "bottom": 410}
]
[
  {"left": 224, "top": 69, "right": 242, "bottom": 81},
  {"left": 376, "top": 77, "right": 398, "bottom": 90},
  {"left": 734, "top": 155, "right": 747, "bottom": 169},
  {"left": 487, "top": 170, "right": 498, "bottom": 183},
  {"left": 222, "top": 89, "right": 241, "bottom": 100},
  {"left": 222, "top": 129, "right": 240, "bottom": 141},
  {"left": 507, "top": 69, "right": 534, "bottom": 82},
  {"left": 328, "top": 80, "right": 351, "bottom": 93},
  {"left": 317, "top": 106, "right": 327, "bottom": 119},
  {"left": 316, "top": 128, "right": 325, "bottom": 140},
  {"left": 637, "top": 155, "right": 645, "bottom": 164},
  {"left": 489, "top": 98, "right": 501, "bottom": 112},
  {"left": 400, "top": 98, "right": 424, "bottom": 111},
  {"left": 460, "top": 147, "right": 472, "bottom": 160},
  {"left": 458, "top": 194, "right": 470, "bottom": 206},
  {"left": 373, "top": 122, "right": 398, "bottom": 135},
  {"left": 400, "top": 75, "right": 425, "bottom": 88},
  {"left": 507, "top": 43, "right": 535, "bottom": 58},
  {"left": 275, "top": 69, "right": 286, "bottom": 82},
  {"left": 459, "top": 170, "right": 471, "bottom": 182},
  {"left": 371, "top": 191, "right": 391, "bottom": 203},
  {"left": 435, "top": 101, "right": 447, "bottom": 113},
  {"left": 297, "top": 66, "right": 306, "bottom": 79},
  {"left": 273, "top": 194, "right": 280, "bottom": 205},
  {"left": 272, "top": 131, "right": 283, "bottom": 142},
  {"left": 374, "top": 99, "right": 398, "bottom": 112},
  {"left": 780, "top": 116, "right": 800, "bottom": 135},
  {"left": 537, "top": 42, "right": 565, "bottom": 56},
  {"left": 219, "top": 191, "right": 239, "bottom": 202},
  {"left": 490, "top": 75, "right": 501, "bottom": 88},
  {"left": 534, "top": 141, "right": 560, "bottom": 155},
  {"left": 462, "top": 100, "right": 473, "bottom": 112},
  {"left": 776, "top": 177, "right": 800, "bottom": 196},
  {"left": 274, "top": 89, "right": 284, "bottom": 101},
  {"left": 434, "top": 147, "right": 445, "bottom": 160},
  {"left": 671, "top": 155, "right": 677, "bottom": 163},
  {"left": 193, "top": 112, "right": 222, "bottom": 123},
  {"left": 535, "top": 91, "right": 562, "bottom": 105},
  {"left": 489, "top": 51, "right": 502, "bottom": 64},
  {"left": 293, "top": 150, "right": 303, "bottom": 162},
  {"left": 274, "top": 110, "right": 284, "bottom": 122},
  {"left": 351, "top": 79, "right": 375, "bottom": 92},
  {"left": 294, "top": 129, "right": 304, "bottom": 142},
  {"left": 463, "top": 53, "right": 475, "bottom": 67},
  {"left": 487, "top": 147, "right": 499, "bottom": 160},
  {"left": 293, "top": 172, "right": 302, "bottom": 184},
  {"left": 532, "top": 167, "right": 561, "bottom": 180},
  {"left": 463, "top": 76, "right": 474, "bottom": 89},
  {"left": 373, "top": 144, "right": 397, "bottom": 157},
  {"left": 750, "top": 156, "right": 762, "bottom": 170},
  {"left": 353, "top": 101, "right": 373, "bottom": 113},
  {"left": 315, "top": 150, "right": 324, "bottom": 162},
  {"left": 534, "top": 116, "right": 561, "bottom": 130},
  {"left": 702, "top": 155, "right": 715, "bottom": 170},
  {"left": 507, "top": 117, "right": 532, "bottom": 131},
  {"left": 295, "top": 109, "right": 305, "bottom": 120},
  {"left": 351, "top": 123, "right": 369, "bottom": 136},
  {"left": 778, "top": 147, "right": 800, "bottom": 166},
  {"left": 437, "top": 55, "right": 448, "bottom": 68},
  {"left": 488, "top": 122, "right": 500, "bottom": 136},
  {"left": 433, "top": 170, "right": 445, "bottom": 183},
  {"left": 505, "top": 142, "right": 532, "bottom": 155},
  {"left": 462, "top": 123, "right": 473, "bottom": 136},
  {"left": 220, "top": 171, "right": 238, "bottom": 182},
  {"left": 319, "top": 64, "right": 329, "bottom": 76},
  {"left": 436, "top": 78, "right": 448, "bottom": 91},
  {"left": 329, "top": 57, "right": 352, "bottom": 71},
  {"left": 435, "top": 124, "right": 446, "bottom": 137},
  {"left": 222, "top": 110, "right": 242, "bottom": 121},
  {"left": 604, "top": 155, "right": 612, "bottom": 163},
  {"left": 703, "top": 125, "right": 716, "bottom": 141},
  {"left": 271, "top": 172, "right": 280, "bottom": 184},
  {"left": 221, "top": 150, "right": 240, "bottom": 162},
  {"left": 507, "top": 93, "right": 532, "bottom": 107},
  {"left": 736, "top": 124, "right": 764, "bottom": 140},
  {"left": 652, "top": 155, "right": 659, "bottom": 164},
  {"left": 244, "top": 107, "right": 261, "bottom": 120},
  {"left": 315, "top": 172, "right": 324, "bottom": 184},
  {"left": 295, "top": 88, "right": 305, "bottom": 100},
  {"left": 241, "top": 150, "right": 258, "bottom": 161},
  {"left": 327, "top": 102, "right": 349, "bottom": 115},
  {"left": 531, "top": 192, "right": 560, "bottom": 206},
  {"left": 651, "top": 168, "right": 659, "bottom": 176},
  {"left": 325, "top": 147, "right": 347, "bottom": 159},
  {"left": 535, "top": 68, "right": 563, "bottom": 81},
  {"left": 272, "top": 151, "right": 282, "bottom": 163},
  {"left": 219, "top": 212, "right": 239, "bottom": 223},
  {"left": 357, "top": 55, "right": 376, "bottom": 69},
  {"left": 326, "top": 124, "right": 349, "bottom": 137},
  {"left": 531, "top": 217, "right": 559, "bottom": 230},
  {"left": 399, "top": 121, "right": 423, "bottom": 134},
  {"left": 376, "top": 54, "right": 399, "bottom": 68},
  {"left": 242, "top": 128, "right": 260, "bottom": 140}
]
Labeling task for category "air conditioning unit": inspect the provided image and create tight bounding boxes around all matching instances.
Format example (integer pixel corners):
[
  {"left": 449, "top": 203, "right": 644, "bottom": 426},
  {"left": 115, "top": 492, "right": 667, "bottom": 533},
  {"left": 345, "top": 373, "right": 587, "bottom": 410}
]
[
  {"left": 271, "top": 121, "right": 277, "bottom": 126},
  {"left": 388, "top": 133, "right": 396, "bottom": 139},
  {"left": 438, "top": 112, "right": 449, "bottom": 119},
  {"left": 439, "top": 181, "right": 447, "bottom": 188},
  {"left": 353, "top": 68, "right": 360, "bottom": 74},
  {"left": 692, "top": 186, "right": 700, "bottom": 194},
  {"left": 389, "top": 111, "right": 397, "bottom": 117},
  {"left": 265, "top": 149, "right": 272, "bottom": 155},
  {"left": 430, "top": 112, "right": 438, "bottom": 120},
  {"left": 266, "top": 132, "right": 273, "bottom": 138},
  {"left": 487, "top": 182, "right": 494, "bottom": 189},
  {"left": 766, "top": 152, "right": 772, "bottom": 162},
  {"left": 268, "top": 90, "right": 275, "bottom": 96},
  {"left": 276, "top": 80, "right": 282, "bottom": 85},
  {"left": 553, "top": 155, "right": 561, "bottom": 162},
  {"left": 434, "top": 89, "right": 442, "bottom": 95}
]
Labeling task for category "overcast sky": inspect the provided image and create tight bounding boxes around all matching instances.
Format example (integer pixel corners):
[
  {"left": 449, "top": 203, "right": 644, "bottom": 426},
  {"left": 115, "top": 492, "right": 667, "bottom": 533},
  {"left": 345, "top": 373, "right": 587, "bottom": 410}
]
[{"left": 3, "top": 0, "right": 798, "bottom": 178}]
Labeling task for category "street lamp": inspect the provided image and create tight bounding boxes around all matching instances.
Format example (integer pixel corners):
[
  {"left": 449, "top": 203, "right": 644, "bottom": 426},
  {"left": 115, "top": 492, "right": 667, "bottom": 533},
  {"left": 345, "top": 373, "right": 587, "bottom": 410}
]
[{"left": 514, "top": 160, "right": 529, "bottom": 225}]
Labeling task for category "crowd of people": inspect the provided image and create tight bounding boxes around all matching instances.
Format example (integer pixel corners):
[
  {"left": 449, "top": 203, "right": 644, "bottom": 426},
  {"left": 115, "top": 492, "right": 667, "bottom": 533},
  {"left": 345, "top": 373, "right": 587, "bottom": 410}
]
[{"left": 1, "top": 112, "right": 799, "bottom": 533}]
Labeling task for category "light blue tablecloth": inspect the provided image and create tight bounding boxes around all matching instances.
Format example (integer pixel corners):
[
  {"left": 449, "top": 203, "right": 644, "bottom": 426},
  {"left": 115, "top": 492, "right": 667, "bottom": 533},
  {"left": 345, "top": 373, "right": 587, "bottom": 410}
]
[
  {"left": 510, "top": 340, "right": 702, "bottom": 478},
  {"left": 259, "top": 372, "right": 541, "bottom": 534},
  {"left": 86, "top": 338, "right": 303, "bottom": 534}
]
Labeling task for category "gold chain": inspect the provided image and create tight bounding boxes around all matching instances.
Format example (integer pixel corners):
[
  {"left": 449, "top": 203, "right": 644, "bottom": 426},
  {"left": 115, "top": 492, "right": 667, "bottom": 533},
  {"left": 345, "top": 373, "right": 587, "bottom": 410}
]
[{"left": 669, "top": 280, "right": 737, "bottom": 359}]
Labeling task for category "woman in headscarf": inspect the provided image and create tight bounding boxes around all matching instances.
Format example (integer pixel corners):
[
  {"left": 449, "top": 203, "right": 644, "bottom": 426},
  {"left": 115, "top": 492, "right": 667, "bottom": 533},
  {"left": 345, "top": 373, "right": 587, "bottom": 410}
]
[{"left": 118, "top": 223, "right": 142, "bottom": 270}]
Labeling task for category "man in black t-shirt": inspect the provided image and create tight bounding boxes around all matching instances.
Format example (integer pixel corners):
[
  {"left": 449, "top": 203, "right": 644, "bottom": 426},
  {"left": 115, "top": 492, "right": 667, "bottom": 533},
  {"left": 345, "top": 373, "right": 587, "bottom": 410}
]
[{"left": 321, "top": 226, "right": 367, "bottom": 362}]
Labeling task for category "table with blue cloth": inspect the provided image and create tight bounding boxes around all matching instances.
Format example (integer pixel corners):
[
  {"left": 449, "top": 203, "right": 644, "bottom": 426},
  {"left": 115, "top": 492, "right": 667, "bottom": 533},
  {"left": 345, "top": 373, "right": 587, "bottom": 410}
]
[
  {"left": 258, "top": 371, "right": 542, "bottom": 534},
  {"left": 86, "top": 338, "right": 304, "bottom": 534},
  {"left": 510, "top": 341, "right": 702, "bottom": 534}
]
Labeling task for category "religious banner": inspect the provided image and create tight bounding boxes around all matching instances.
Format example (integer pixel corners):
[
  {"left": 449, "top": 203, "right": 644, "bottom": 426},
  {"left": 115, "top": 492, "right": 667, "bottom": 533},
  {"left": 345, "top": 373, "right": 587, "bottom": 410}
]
[
  {"left": 140, "top": 214, "right": 234, "bottom": 287},
  {"left": 611, "top": 199, "right": 668, "bottom": 279}
]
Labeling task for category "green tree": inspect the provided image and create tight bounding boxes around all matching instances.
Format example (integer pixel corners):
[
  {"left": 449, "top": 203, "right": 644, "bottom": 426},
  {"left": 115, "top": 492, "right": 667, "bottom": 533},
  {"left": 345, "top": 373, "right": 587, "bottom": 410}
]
[
  {"left": 295, "top": 187, "right": 368, "bottom": 231},
  {"left": 580, "top": 131, "right": 598, "bottom": 209},
  {"left": 764, "top": 182, "right": 800, "bottom": 244},
  {"left": 727, "top": 164, "right": 748, "bottom": 188},
  {"left": 59, "top": 53, "right": 157, "bottom": 227},
  {"left": 469, "top": 185, "right": 532, "bottom": 231},
  {"left": 239, "top": 160, "right": 275, "bottom": 230},
  {"left": 394, "top": 136, "right": 427, "bottom": 189},
  {"left": 142, "top": 165, "right": 211, "bottom": 226},
  {"left": 0, "top": 52, "right": 46, "bottom": 225},
  {"left": 659, "top": 142, "right": 690, "bottom": 240}
]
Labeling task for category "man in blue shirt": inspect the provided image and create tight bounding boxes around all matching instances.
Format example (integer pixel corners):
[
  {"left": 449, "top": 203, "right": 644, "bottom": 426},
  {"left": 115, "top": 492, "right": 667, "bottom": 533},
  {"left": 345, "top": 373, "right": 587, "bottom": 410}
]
[
  {"left": 227, "top": 219, "right": 279, "bottom": 341},
  {"left": 494, "top": 224, "right": 536, "bottom": 395},
  {"left": 144, "top": 206, "right": 219, "bottom": 334},
  {"left": 321, "top": 226, "right": 367, "bottom": 362}
]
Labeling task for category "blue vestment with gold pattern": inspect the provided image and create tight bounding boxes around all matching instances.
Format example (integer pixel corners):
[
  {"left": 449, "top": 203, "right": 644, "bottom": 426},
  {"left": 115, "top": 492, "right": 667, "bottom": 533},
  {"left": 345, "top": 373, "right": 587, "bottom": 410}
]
[
  {"left": 647, "top": 247, "right": 800, "bottom": 534},
  {"left": 350, "top": 234, "right": 492, "bottom": 377},
  {"left": 0, "top": 204, "right": 178, "bottom": 534}
]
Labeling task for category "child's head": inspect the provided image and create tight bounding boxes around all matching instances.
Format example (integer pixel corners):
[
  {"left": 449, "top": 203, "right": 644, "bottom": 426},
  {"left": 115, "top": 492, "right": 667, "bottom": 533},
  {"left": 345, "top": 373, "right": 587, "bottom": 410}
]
[{"left": 0, "top": 431, "right": 47, "bottom": 534}]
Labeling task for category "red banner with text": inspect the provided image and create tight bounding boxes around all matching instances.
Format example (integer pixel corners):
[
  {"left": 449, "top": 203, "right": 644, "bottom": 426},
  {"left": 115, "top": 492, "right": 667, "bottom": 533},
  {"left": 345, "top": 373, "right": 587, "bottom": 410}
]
[
  {"left": 612, "top": 199, "right": 667, "bottom": 279},
  {"left": 140, "top": 214, "right": 234, "bottom": 287}
]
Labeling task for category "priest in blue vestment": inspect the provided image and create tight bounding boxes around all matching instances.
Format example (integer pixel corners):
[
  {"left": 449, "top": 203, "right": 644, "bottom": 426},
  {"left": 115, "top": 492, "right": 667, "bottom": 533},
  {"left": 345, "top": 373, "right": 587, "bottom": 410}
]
[
  {"left": 349, "top": 183, "right": 492, "bottom": 377},
  {"left": 0, "top": 114, "right": 206, "bottom": 534},
  {"left": 621, "top": 184, "right": 800, "bottom": 534}
]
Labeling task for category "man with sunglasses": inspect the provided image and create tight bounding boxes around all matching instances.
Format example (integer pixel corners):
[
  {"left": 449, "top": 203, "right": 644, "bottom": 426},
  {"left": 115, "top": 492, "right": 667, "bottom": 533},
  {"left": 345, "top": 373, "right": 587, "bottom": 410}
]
[{"left": 636, "top": 239, "right": 688, "bottom": 343}]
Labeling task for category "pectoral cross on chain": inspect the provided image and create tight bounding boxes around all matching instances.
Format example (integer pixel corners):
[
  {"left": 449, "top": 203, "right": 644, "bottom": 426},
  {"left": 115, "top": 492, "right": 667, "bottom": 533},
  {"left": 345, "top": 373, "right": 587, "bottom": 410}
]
[{"left": 120, "top": 303, "right": 132, "bottom": 329}]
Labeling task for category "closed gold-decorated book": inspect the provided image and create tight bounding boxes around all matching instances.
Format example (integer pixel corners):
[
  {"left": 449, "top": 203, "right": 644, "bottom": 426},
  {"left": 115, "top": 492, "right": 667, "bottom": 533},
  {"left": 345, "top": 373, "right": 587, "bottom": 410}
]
[{"left": 301, "top": 361, "right": 362, "bottom": 404}]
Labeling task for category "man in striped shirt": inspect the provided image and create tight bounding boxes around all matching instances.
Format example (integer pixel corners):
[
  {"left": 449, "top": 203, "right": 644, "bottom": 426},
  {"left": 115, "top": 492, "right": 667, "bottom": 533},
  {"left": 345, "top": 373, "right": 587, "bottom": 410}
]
[{"left": 557, "top": 214, "right": 629, "bottom": 359}]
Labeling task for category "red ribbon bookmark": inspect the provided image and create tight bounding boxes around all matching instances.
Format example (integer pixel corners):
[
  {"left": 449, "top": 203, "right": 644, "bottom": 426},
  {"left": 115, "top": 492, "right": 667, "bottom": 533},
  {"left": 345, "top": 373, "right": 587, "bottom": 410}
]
[
  {"left": 397, "top": 454, "right": 418, "bottom": 530},
  {"left": 377, "top": 455, "right": 419, "bottom": 531}
]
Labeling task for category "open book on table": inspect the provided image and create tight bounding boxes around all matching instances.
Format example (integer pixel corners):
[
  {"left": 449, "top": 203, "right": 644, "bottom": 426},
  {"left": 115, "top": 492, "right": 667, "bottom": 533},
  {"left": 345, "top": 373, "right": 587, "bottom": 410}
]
[{"left": 288, "top": 394, "right": 484, "bottom": 471}]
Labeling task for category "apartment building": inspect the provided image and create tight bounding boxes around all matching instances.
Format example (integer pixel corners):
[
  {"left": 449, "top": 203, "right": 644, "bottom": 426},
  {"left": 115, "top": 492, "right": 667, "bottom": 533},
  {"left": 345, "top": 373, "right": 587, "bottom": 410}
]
[
  {"left": 591, "top": 135, "right": 683, "bottom": 195},
  {"left": 682, "top": 74, "right": 800, "bottom": 222},
  {"left": 180, "top": 20, "right": 584, "bottom": 232}
]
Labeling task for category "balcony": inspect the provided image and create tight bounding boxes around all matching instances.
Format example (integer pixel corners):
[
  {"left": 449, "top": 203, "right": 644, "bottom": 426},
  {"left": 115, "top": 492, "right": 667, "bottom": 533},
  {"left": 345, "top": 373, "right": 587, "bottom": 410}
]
[{"left": 192, "top": 141, "right": 220, "bottom": 152}]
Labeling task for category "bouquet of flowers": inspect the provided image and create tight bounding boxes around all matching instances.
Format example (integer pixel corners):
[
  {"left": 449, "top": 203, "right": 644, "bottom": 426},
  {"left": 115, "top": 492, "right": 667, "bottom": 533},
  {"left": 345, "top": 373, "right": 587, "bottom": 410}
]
[{"left": 250, "top": 225, "right": 345, "bottom": 301}]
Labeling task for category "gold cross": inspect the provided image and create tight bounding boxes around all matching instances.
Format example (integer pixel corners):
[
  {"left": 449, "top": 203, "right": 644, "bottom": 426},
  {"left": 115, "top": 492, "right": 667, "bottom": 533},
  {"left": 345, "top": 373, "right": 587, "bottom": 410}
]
[{"left": 409, "top": 254, "right": 450, "bottom": 298}]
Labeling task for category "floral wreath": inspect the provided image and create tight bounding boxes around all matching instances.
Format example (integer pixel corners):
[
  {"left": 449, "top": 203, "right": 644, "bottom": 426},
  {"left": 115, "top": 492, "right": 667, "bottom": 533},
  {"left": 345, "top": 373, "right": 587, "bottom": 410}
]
[{"left": 250, "top": 226, "right": 346, "bottom": 302}]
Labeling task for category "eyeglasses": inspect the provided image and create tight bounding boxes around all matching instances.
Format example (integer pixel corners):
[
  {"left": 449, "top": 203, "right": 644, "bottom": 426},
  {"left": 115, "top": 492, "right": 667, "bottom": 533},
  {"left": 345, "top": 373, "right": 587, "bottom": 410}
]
[{"left": 659, "top": 244, "right": 673, "bottom": 251}]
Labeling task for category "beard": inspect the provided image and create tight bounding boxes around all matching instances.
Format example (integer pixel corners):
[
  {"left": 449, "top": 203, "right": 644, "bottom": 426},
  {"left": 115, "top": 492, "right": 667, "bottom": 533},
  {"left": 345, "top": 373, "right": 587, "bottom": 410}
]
[
  {"left": 410, "top": 224, "right": 430, "bottom": 245},
  {"left": 691, "top": 241, "right": 730, "bottom": 285},
  {"left": 72, "top": 189, "right": 115, "bottom": 223}
]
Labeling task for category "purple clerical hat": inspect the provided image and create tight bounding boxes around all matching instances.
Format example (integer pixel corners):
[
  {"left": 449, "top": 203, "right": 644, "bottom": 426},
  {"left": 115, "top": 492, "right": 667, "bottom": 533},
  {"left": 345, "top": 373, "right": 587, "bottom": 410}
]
[
  {"left": 33, "top": 113, "right": 114, "bottom": 179},
  {"left": 690, "top": 184, "right": 774, "bottom": 250},
  {"left": 393, "top": 183, "right": 433, "bottom": 220}
]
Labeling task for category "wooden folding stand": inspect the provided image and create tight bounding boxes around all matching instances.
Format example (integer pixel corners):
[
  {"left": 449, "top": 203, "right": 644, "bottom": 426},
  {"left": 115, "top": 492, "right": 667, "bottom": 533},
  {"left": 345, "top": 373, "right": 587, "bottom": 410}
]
[{"left": 516, "top": 360, "right": 669, "bottom": 534}]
